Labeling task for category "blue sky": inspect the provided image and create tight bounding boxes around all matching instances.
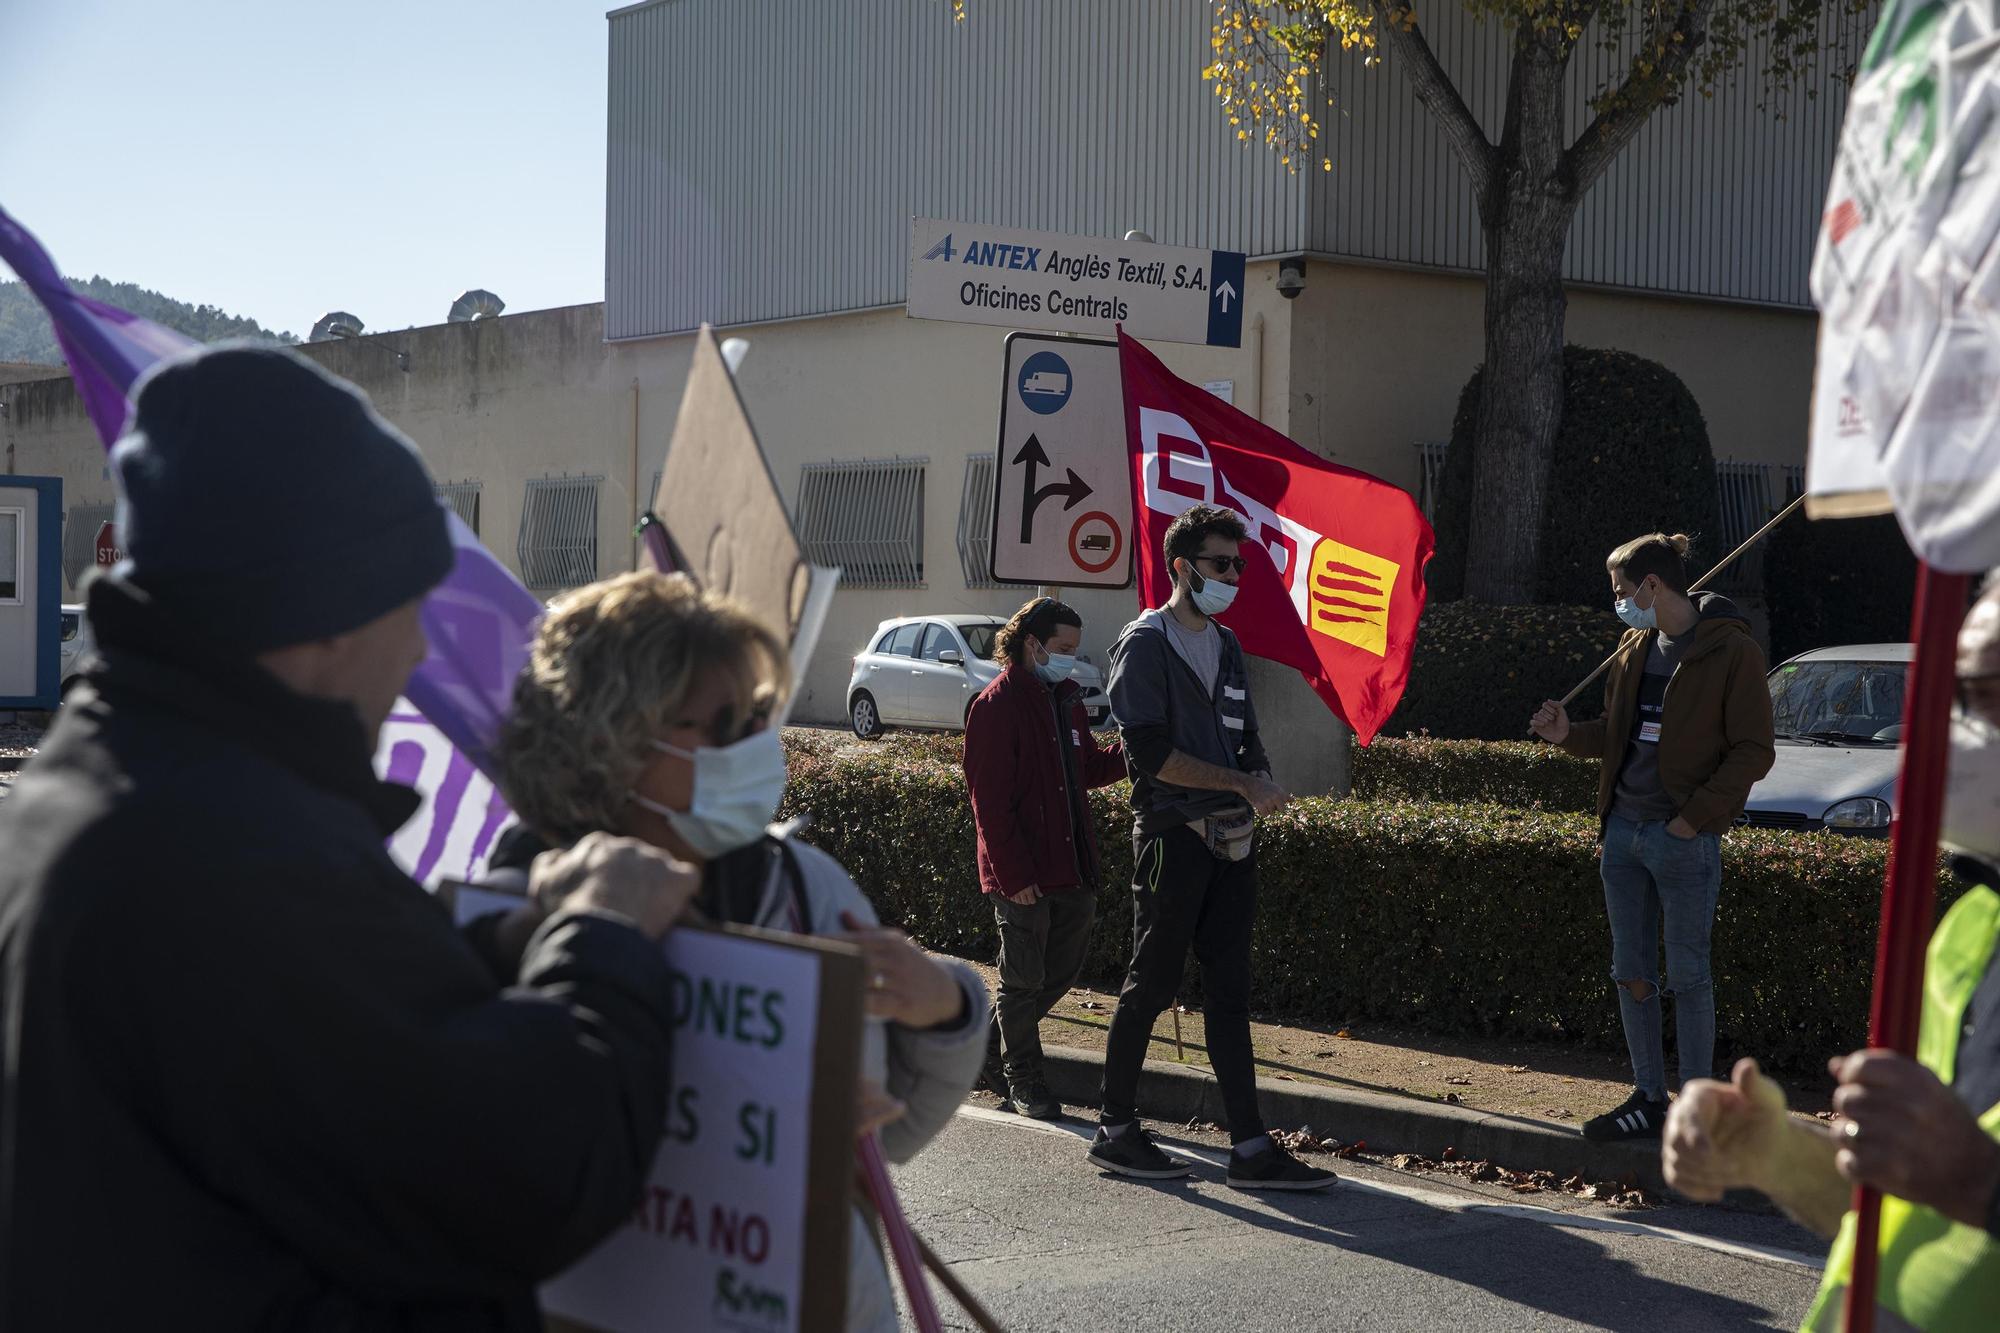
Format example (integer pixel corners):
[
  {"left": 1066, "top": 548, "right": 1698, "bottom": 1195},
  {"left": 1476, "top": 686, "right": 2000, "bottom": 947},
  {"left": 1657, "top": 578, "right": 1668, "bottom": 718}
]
[{"left": 0, "top": 0, "right": 615, "bottom": 336}]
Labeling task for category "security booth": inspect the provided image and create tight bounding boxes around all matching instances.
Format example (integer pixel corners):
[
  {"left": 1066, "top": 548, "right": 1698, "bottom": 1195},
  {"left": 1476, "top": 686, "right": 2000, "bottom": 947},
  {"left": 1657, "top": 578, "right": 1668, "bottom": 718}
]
[{"left": 0, "top": 476, "right": 63, "bottom": 710}]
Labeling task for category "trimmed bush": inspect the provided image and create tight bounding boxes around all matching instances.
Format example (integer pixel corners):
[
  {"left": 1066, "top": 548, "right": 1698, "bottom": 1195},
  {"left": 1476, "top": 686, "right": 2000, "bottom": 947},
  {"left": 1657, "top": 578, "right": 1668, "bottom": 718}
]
[
  {"left": 1431, "top": 346, "right": 1724, "bottom": 608},
  {"left": 1766, "top": 512, "right": 1917, "bottom": 664},
  {"left": 780, "top": 746, "right": 1956, "bottom": 1072},
  {"left": 1384, "top": 601, "right": 1627, "bottom": 741},
  {"left": 1352, "top": 736, "right": 1596, "bottom": 812}
]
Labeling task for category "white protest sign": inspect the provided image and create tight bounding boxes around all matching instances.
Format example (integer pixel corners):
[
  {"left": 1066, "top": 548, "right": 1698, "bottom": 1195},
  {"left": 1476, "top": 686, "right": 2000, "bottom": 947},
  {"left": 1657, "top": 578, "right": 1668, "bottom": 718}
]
[
  {"left": 908, "top": 217, "right": 1248, "bottom": 347},
  {"left": 447, "top": 891, "right": 863, "bottom": 1333},
  {"left": 989, "top": 333, "right": 1131, "bottom": 588}
]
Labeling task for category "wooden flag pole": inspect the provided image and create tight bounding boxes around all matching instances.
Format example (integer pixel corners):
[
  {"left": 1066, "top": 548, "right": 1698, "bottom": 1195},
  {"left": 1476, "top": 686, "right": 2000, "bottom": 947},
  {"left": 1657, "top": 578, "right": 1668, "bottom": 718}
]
[{"left": 1544, "top": 494, "right": 1807, "bottom": 717}]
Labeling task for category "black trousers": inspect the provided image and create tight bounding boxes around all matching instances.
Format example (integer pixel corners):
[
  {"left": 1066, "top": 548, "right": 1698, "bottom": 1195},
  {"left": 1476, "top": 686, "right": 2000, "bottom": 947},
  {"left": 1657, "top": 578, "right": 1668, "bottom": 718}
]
[
  {"left": 1099, "top": 824, "right": 1263, "bottom": 1140},
  {"left": 986, "top": 890, "right": 1098, "bottom": 1077}
]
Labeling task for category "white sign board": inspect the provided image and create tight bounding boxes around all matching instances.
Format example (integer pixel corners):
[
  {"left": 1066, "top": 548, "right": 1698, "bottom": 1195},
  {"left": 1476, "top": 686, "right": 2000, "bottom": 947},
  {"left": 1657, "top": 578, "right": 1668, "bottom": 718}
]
[
  {"left": 908, "top": 217, "right": 1247, "bottom": 348},
  {"left": 990, "top": 333, "right": 1131, "bottom": 588},
  {"left": 447, "top": 889, "right": 862, "bottom": 1333}
]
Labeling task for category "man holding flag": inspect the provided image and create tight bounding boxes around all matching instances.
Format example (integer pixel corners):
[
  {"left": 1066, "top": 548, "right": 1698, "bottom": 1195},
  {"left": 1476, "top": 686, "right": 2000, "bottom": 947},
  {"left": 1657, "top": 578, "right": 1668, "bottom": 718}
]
[{"left": 1088, "top": 332, "right": 1433, "bottom": 1189}]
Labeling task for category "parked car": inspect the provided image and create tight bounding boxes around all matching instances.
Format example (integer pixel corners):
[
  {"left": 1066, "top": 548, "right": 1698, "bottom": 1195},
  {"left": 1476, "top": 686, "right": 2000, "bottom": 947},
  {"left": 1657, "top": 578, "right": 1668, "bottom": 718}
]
[
  {"left": 1739, "top": 643, "right": 1909, "bottom": 837},
  {"left": 847, "top": 613, "right": 1111, "bottom": 739},
  {"left": 58, "top": 603, "right": 94, "bottom": 698}
]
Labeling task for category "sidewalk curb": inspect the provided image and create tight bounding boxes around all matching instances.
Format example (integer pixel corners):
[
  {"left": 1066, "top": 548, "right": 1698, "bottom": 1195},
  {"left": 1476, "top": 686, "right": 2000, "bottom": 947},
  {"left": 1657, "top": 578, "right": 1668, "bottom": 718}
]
[{"left": 1036, "top": 1042, "right": 1672, "bottom": 1193}]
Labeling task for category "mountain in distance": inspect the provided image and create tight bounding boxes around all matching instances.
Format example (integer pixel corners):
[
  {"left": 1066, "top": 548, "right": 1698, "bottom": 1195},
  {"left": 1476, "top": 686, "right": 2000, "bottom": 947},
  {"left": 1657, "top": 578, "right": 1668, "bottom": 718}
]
[{"left": 0, "top": 275, "right": 297, "bottom": 366}]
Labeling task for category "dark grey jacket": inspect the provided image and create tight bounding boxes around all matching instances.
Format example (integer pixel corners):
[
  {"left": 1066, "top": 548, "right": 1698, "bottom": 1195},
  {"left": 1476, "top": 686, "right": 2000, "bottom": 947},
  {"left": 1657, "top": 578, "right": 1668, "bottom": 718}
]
[{"left": 1107, "top": 609, "right": 1270, "bottom": 836}]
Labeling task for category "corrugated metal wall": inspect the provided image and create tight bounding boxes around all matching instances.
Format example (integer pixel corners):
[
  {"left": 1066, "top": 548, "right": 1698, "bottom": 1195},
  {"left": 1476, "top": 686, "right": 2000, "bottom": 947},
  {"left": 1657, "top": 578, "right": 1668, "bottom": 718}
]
[
  {"left": 606, "top": 0, "right": 1307, "bottom": 339},
  {"left": 1306, "top": 4, "right": 1851, "bottom": 307},
  {"left": 608, "top": 0, "right": 1851, "bottom": 338}
]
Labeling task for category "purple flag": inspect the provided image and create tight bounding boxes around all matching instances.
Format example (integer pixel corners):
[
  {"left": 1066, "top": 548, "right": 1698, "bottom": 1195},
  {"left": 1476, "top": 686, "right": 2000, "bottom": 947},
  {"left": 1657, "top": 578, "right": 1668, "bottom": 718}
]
[{"left": 0, "top": 204, "right": 536, "bottom": 883}]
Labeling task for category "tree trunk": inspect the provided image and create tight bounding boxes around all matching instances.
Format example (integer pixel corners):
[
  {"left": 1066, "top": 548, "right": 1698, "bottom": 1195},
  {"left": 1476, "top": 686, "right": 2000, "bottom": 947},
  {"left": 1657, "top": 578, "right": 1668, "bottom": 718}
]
[{"left": 1462, "top": 32, "right": 1578, "bottom": 605}]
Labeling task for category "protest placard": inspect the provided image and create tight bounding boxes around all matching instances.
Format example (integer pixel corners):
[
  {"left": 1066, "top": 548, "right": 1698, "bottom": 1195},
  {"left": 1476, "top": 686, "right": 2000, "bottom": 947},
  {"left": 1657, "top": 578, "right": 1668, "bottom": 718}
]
[{"left": 445, "top": 884, "right": 865, "bottom": 1333}]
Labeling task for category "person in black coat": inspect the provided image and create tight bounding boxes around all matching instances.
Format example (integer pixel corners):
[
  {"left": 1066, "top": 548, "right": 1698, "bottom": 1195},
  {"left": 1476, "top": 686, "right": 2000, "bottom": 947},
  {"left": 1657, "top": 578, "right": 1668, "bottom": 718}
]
[{"left": 0, "top": 345, "right": 696, "bottom": 1332}]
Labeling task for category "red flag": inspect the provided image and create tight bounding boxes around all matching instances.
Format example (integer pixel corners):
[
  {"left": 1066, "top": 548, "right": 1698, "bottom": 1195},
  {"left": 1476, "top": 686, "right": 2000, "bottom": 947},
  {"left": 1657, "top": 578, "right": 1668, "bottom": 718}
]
[{"left": 1119, "top": 330, "right": 1433, "bottom": 745}]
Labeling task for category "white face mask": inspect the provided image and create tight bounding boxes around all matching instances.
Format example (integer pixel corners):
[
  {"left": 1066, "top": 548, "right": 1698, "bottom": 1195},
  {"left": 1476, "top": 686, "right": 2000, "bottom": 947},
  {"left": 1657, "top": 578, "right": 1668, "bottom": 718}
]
[
  {"left": 1034, "top": 646, "right": 1077, "bottom": 684},
  {"left": 1943, "top": 712, "right": 2000, "bottom": 865},
  {"left": 629, "top": 726, "right": 788, "bottom": 858}
]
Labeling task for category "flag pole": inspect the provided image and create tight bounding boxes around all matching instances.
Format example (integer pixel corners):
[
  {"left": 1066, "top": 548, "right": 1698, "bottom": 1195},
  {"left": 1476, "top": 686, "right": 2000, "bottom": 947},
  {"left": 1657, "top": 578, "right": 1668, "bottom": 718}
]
[
  {"left": 1843, "top": 560, "right": 1969, "bottom": 1333},
  {"left": 1546, "top": 493, "right": 1807, "bottom": 715}
]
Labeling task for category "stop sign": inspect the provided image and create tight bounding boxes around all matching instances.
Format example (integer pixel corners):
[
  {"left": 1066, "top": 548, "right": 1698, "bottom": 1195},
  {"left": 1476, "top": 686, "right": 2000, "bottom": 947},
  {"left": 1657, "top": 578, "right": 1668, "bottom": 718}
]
[{"left": 94, "top": 520, "right": 122, "bottom": 568}]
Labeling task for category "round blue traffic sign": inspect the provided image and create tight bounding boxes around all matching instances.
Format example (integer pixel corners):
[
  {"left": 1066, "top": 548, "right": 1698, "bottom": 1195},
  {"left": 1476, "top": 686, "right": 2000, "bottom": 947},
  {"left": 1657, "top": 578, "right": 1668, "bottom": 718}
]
[{"left": 1017, "top": 350, "right": 1073, "bottom": 415}]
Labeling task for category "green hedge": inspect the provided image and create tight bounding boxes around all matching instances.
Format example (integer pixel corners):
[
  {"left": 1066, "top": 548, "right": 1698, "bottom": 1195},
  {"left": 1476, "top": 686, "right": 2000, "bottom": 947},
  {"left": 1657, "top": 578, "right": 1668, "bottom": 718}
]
[
  {"left": 1430, "top": 345, "right": 1724, "bottom": 608},
  {"left": 780, "top": 745, "right": 1956, "bottom": 1072},
  {"left": 1351, "top": 736, "right": 1596, "bottom": 812},
  {"left": 1383, "top": 601, "right": 1627, "bottom": 741},
  {"left": 791, "top": 708, "right": 1604, "bottom": 810}
]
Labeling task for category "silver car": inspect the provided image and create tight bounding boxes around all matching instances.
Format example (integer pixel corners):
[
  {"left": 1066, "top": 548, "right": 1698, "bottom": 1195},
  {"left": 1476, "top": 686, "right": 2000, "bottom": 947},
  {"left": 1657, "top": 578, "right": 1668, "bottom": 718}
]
[
  {"left": 846, "top": 614, "right": 1111, "bottom": 739},
  {"left": 1739, "top": 643, "right": 1909, "bottom": 837}
]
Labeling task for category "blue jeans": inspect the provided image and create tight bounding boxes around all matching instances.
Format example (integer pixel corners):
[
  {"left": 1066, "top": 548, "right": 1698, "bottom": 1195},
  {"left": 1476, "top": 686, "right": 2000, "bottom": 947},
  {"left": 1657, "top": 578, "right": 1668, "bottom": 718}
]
[{"left": 1600, "top": 814, "right": 1722, "bottom": 1100}]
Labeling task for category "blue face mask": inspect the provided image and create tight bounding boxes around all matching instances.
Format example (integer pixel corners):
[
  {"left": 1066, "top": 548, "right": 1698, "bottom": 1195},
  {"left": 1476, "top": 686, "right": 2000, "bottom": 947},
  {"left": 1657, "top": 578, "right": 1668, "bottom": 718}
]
[
  {"left": 1034, "top": 650, "right": 1077, "bottom": 684},
  {"left": 629, "top": 727, "right": 788, "bottom": 858},
  {"left": 1182, "top": 562, "right": 1239, "bottom": 617},
  {"left": 1615, "top": 585, "right": 1658, "bottom": 631}
]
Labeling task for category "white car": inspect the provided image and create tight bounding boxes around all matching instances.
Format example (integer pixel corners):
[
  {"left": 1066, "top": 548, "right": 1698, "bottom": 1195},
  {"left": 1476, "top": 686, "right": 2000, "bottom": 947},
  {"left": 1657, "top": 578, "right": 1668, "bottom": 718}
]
[
  {"left": 846, "top": 614, "right": 1111, "bottom": 739},
  {"left": 1739, "top": 643, "right": 1909, "bottom": 837},
  {"left": 58, "top": 603, "right": 94, "bottom": 698}
]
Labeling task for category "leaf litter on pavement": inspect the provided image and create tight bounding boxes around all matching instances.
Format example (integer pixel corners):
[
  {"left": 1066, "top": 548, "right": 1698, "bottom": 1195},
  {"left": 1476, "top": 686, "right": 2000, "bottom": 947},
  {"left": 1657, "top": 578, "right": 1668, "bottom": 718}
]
[{"left": 1270, "top": 1126, "right": 1656, "bottom": 1210}]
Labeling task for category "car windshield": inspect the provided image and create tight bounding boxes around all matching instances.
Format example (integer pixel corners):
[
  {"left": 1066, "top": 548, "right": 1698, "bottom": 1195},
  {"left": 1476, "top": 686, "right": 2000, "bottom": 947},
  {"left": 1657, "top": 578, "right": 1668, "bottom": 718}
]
[
  {"left": 1768, "top": 659, "right": 1907, "bottom": 745},
  {"left": 959, "top": 623, "right": 1003, "bottom": 661}
]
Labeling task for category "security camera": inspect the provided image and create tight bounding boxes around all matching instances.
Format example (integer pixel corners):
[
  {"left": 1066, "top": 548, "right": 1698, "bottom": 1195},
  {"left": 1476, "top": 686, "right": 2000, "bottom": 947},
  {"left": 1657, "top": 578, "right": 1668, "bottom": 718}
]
[{"left": 1277, "top": 256, "right": 1307, "bottom": 300}]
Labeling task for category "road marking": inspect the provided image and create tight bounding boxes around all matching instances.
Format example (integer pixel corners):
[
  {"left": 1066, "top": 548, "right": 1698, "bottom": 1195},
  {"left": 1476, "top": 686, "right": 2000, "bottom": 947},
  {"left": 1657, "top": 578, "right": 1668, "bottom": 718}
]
[{"left": 952, "top": 1104, "right": 1824, "bottom": 1273}]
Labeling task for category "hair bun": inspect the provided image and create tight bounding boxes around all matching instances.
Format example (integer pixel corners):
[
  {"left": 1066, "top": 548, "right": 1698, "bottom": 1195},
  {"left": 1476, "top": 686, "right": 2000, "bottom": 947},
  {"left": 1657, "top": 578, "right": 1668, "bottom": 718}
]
[{"left": 1666, "top": 533, "right": 1691, "bottom": 556}]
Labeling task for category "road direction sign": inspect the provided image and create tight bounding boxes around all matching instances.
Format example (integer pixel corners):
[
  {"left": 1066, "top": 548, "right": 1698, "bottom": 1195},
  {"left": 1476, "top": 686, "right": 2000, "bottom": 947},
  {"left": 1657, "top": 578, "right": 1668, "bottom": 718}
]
[
  {"left": 989, "top": 333, "right": 1131, "bottom": 588},
  {"left": 910, "top": 217, "right": 1247, "bottom": 348}
]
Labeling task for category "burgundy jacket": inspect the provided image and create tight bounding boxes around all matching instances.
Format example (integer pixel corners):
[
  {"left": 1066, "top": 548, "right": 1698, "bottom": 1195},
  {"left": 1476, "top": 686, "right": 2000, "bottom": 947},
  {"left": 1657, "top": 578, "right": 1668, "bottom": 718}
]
[{"left": 963, "top": 664, "right": 1126, "bottom": 897}]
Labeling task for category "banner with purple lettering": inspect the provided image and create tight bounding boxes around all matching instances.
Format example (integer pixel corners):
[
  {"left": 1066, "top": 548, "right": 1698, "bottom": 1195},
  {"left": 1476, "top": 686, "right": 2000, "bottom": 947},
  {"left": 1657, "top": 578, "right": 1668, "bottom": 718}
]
[{"left": 0, "top": 203, "right": 535, "bottom": 884}]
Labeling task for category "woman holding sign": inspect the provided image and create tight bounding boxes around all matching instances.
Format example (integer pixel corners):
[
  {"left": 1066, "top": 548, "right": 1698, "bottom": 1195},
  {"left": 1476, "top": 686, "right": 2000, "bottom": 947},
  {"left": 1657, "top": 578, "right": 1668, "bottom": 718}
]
[{"left": 493, "top": 570, "right": 988, "bottom": 1333}]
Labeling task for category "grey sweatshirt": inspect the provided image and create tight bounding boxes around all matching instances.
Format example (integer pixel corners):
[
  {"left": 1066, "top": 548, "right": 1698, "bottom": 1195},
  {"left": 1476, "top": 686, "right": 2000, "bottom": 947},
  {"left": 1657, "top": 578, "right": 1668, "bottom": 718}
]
[{"left": 1107, "top": 608, "right": 1270, "bottom": 837}]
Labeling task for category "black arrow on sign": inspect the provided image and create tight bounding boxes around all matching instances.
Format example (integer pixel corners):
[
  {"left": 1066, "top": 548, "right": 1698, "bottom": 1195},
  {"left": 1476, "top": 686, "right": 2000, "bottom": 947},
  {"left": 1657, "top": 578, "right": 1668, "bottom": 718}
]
[{"left": 1013, "top": 433, "right": 1093, "bottom": 545}]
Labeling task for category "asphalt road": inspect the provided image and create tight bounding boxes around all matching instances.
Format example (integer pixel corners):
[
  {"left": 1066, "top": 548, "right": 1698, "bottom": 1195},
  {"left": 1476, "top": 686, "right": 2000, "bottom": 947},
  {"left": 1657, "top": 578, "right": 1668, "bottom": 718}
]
[{"left": 892, "top": 1107, "right": 1827, "bottom": 1332}]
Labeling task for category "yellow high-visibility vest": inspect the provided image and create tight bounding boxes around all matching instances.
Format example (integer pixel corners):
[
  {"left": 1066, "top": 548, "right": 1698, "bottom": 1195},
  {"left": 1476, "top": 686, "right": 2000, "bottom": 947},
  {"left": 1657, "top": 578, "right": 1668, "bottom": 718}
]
[{"left": 1803, "top": 883, "right": 2000, "bottom": 1331}]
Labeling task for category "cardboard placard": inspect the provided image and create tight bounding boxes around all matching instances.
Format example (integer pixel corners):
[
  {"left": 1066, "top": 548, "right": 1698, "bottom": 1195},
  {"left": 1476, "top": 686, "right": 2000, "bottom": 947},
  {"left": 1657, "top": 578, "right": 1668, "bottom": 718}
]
[{"left": 443, "top": 884, "right": 864, "bottom": 1333}]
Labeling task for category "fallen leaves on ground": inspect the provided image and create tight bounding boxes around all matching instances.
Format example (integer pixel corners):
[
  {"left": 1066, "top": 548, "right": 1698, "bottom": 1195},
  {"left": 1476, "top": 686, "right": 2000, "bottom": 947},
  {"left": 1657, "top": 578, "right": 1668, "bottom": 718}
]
[
  {"left": 1271, "top": 1128, "right": 1655, "bottom": 1210},
  {"left": 1445, "top": 1076, "right": 1473, "bottom": 1086}
]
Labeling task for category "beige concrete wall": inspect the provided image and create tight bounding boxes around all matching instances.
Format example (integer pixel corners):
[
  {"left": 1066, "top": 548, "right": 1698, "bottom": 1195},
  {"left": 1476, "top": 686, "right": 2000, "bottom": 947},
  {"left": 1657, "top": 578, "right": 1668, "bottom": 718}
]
[{"left": 1295, "top": 261, "right": 1818, "bottom": 499}]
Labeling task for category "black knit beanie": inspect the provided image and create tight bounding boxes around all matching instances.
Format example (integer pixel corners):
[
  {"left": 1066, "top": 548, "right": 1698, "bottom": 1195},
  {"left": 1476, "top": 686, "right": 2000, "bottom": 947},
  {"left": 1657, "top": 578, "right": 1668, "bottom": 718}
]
[{"left": 110, "top": 343, "right": 454, "bottom": 652}]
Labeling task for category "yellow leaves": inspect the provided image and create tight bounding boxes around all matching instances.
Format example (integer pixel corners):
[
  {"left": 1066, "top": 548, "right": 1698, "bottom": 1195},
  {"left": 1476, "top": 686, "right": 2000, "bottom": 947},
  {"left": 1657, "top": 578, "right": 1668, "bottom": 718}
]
[
  {"left": 1239, "top": 128, "right": 1250, "bottom": 140},
  {"left": 1323, "top": 158, "right": 1333, "bottom": 171}
]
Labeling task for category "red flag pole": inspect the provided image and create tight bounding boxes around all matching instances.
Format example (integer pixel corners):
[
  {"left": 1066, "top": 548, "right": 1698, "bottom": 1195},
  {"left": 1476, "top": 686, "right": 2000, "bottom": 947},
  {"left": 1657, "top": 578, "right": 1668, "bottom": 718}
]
[{"left": 1843, "top": 560, "right": 1969, "bottom": 1332}]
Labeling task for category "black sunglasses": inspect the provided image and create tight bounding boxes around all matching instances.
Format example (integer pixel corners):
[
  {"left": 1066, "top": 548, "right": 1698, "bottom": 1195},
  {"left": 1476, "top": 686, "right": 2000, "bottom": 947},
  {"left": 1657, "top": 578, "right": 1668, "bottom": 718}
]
[{"left": 1194, "top": 555, "right": 1248, "bottom": 575}]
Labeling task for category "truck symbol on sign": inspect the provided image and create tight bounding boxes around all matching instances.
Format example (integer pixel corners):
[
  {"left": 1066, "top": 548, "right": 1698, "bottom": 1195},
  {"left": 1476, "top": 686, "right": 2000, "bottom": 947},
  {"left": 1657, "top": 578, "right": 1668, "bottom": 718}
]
[
  {"left": 1022, "top": 371, "right": 1069, "bottom": 397},
  {"left": 1079, "top": 533, "right": 1112, "bottom": 552}
]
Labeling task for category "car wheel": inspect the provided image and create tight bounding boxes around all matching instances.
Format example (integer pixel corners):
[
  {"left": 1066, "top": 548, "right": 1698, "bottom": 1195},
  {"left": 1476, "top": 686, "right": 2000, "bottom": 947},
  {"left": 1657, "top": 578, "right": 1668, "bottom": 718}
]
[{"left": 850, "top": 692, "right": 884, "bottom": 740}]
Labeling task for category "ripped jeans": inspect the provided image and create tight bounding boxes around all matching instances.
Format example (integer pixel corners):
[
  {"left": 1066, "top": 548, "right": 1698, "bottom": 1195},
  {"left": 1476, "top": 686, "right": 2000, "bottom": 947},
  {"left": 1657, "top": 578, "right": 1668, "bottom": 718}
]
[{"left": 1600, "top": 814, "right": 1722, "bottom": 1100}]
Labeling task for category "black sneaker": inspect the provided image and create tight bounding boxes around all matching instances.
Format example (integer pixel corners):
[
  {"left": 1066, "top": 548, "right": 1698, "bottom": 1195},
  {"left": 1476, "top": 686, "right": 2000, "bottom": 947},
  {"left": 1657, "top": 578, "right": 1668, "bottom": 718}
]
[
  {"left": 1086, "top": 1124, "right": 1192, "bottom": 1180},
  {"left": 1581, "top": 1090, "right": 1669, "bottom": 1143},
  {"left": 1226, "top": 1141, "right": 1339, "bottom": 1192},
  {"left": 1008, "top": 1076, "right": 1060, "bottom": 1120}
]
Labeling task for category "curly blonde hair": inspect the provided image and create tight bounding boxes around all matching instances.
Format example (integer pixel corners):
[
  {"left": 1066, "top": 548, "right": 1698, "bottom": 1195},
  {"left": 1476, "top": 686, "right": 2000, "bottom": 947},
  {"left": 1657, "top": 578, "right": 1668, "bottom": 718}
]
[{"left": 495, "top": 570, "right": 791, "bottom": 845}]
